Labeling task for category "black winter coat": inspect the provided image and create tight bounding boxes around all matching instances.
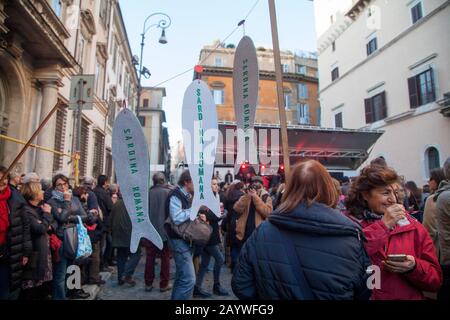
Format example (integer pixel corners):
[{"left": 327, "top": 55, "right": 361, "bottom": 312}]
[
  {"left": 111, "top": 200, "right": 132, "bottom": 248},
  {"left": 93, "top": 186, "right": 113, "bottom": 231},
  {"left": 222, "top": 189, "right": 244, "bottom": 246},
  {"left": 231, "top": 202, "right": 371, "bottom": 300},
  {"left": 6, "top": 185, "right": 32, "bottom": 292},
  {"left": 204, "top": 209, "right": 222, "bottom": 247},
  {"left": 21, "top": 203, "right": 53, "bottom": 281}
]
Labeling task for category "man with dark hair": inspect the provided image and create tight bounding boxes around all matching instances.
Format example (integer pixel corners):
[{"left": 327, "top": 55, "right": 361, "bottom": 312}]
[
  {"left": 165, "top": 170, "right": 196, "bottom": 300},
  {"left": 233, "top": 175, "right": 272, "bottom": 244},
  {"left": 143, "top": 172, "right": 172, "bottom": 292},
  {"left": 94, "top": 174, "right": 115, "bottom": 269},
  {"left": 436, "top": 157, "right": 450, "bottom": 300},
  {"left": 224, "top": 170, "right": 233, "bottom": 184}
]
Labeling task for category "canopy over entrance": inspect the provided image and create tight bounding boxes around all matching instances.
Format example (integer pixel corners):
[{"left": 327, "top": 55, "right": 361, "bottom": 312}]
[{"left": 216, "top": 121, "right": 384, "bottom": 171}]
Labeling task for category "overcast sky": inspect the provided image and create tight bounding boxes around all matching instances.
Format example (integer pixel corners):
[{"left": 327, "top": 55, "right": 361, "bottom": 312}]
[{"left": 120, "top": 0, "right": 317, "bottom": 149}]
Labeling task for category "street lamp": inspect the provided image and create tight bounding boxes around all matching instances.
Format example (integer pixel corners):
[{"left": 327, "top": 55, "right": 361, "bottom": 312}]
[{"left": 136, "top": 12, "right": 172, "bottom": 119}]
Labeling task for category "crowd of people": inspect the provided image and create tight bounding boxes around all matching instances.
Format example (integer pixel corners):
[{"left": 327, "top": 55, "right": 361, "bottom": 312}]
[
  {"left": 0, "top": 169, "right": 120, "bottom": 300},
  {"left": 1, "top": 155, "right": 449, "bottom": 300}
]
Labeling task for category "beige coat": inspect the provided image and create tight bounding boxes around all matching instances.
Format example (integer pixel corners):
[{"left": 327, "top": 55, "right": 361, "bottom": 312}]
[{"left": 233, "top": 189, "right": 273, "bottom": 241}]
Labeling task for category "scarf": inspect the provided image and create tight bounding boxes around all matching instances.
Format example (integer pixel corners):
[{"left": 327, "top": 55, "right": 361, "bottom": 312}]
[{"left": 51, "top": 189, "right": 65, "bottom": 202}]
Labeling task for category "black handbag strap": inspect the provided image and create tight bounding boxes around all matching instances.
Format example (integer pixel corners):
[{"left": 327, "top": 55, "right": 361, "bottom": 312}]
[{"left": 274, "top": 224, "right": 315, "bottom": 300}]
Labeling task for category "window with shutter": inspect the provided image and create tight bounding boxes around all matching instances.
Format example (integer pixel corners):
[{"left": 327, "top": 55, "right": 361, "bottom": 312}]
[
  {"left": 408, "top": 68, "right": 436, "bottom": 108},
  {"left": 331, "top": 67, "right": 339, "bottom": 81},
  {"left": 92, "top": 130, "right": 105, "bottom": 179},
  {"left": 105, "top": 150, "right": 113, "bottom": 179},
  {"left": 298, "top": 84, "right": 308, "bottom": 100},
  {"left": 335, "top": 112, "right": 343, "bottom": 128},
  {"left": 365, "top": 98, "right": 373, "bottom": 124},
  {"left": 316, "top": 107, "right": 321, "bottom": 126},
  {"left": 213, "top": 90, "right": 224, "bottom": 105},
  {"left": 381, "top": 91, "right": 387, "bottom": 119},
  {"left": 366, "top": 37, "right": 377, "bottom": 56},
  {"left": 284, "top": 93, "right": 292, "bottom": 109},
  {"left": 411, "top": 2, "right": 423, "bottom": 24},
  {"left": 297, "top": 104, "right": 310, "bottom": 124},
  {"left": 408, "top": 76, "right": 419, "bottom": 108},
  {"left": 53, "top": 104, "right": 67, "bottom": 173},
  {"left": 79, "top": 119, "right": 90, "bottom": 177},
  {"left": 365, "top": 91, "right": 387, "bottom": 124}
]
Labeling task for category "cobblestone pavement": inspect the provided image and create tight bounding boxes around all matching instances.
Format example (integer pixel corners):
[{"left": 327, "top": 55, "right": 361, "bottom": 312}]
[{"left": 97, "top": 254, "right": 237, "bottom": 300}]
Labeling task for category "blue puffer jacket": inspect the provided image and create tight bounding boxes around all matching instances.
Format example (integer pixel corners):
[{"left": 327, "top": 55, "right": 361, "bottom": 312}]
[{"left": 231, "top": 202, "right": 372, "bottom": 300}]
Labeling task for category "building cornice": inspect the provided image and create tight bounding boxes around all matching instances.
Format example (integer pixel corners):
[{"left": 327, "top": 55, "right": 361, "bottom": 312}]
[
  {"left": 33, "top": 65, "right": 65, "bottom": 87},
  {"left": 346, "top": 0, "right": 373, "bottom": 20},
  {"left": 201, "top": 66, "right": 318, "bottom": 84}
]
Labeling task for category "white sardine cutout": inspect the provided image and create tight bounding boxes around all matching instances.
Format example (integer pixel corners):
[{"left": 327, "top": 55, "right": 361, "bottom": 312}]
[
  {"left": 233, "top": 36, "right": 260, "bottom": 175},
  {"left": 182, "top": 80, "right": 221, "bottom": 220},
  {"left": 112, "top": 108, "right": 163, "bottom": 251}
]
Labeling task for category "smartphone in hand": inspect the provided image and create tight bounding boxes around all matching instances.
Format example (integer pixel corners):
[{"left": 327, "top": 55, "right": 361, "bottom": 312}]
[{"left": 387, "top": 254, "right": 407, "bottom": 262}]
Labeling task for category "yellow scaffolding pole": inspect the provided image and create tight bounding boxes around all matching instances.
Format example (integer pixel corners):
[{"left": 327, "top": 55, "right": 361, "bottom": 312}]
[{"left": 0, "top": 133, "right": 80, "bottom": 186}]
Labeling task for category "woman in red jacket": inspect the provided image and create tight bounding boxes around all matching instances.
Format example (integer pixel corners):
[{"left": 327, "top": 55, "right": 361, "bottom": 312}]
[
  {"left": 0, "top": 171, "right": 11, "bottom": 299},
  {"left": 346, "top": 164, "right": 442, "bottom": 300}
]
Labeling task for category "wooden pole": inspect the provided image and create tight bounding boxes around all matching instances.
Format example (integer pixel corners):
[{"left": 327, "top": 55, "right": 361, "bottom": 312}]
[
  {"left": 268, "top": 0, "right": 291, "bottom": 182},
  {"left": 0, "top": 101, "right": 63, "bottom": 182}
]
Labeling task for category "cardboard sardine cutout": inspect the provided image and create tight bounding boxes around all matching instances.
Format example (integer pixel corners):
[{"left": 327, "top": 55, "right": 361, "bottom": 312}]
[
  {"left": 182, "top": 80, "right": 221, "bottom": 220},
  {"left": 112, "top": 108, "right": 163, "bottom": 252},
  {"left": 233, "top": 36, "right": 259, "bottom": 175}
]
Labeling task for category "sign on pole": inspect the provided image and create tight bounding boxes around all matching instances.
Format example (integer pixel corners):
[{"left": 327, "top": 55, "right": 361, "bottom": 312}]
[
  {"left": 69, "top": 75, "right": 95, "bottom": 110},
  {"left": 112, "top": 108, "right": 163, "bottom": 252},
  {"left": 233, "top": 36, "right": 259, "bottom": 175},
  {"left": 182, "top": 80, "right": 221, "bottom": 220}
]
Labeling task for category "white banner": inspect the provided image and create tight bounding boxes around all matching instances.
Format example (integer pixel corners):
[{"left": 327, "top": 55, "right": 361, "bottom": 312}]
[
  {"left": 112, "top": 108, "right": 163, "bottom": 251},
  {"left": 182, "top": 80, "right": 221, "bottom": 220},
  {"left": 233, "top": 36, "right": 259, "bottom": 175}
]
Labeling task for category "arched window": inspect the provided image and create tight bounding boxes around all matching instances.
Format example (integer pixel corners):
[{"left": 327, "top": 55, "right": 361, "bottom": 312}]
[{"left": 425, "top": 147, "right": 440, "bottom": 174}]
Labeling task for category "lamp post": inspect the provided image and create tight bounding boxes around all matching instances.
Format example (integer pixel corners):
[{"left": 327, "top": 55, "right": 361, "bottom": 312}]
[{"left": 136, "top": 12, "right": 172, "bottom": 119}]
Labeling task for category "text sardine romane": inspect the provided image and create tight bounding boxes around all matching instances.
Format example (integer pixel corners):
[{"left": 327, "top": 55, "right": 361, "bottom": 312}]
[{"left": 123, "top": 128, "right": 145, "bottom": 223}]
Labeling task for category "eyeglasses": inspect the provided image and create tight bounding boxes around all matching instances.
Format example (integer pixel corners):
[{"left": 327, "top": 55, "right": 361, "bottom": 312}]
[{"left": 56, "top": 182, "right": 68, "bottom": 188}]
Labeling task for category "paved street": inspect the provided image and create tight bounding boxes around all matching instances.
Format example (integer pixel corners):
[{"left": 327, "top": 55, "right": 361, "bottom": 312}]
[{"left": 97, "top": 254, "right": 237, "bottom": 300}]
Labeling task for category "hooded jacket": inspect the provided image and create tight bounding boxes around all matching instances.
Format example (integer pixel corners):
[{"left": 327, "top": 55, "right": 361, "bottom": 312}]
[{"left": 231, "top": 202, "right": 371, "bottom": 300}]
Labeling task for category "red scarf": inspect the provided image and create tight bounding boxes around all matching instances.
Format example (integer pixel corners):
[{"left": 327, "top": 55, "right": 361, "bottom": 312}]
[{"left": 0, "top": 185, "right": 11, "bottom": 246}]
